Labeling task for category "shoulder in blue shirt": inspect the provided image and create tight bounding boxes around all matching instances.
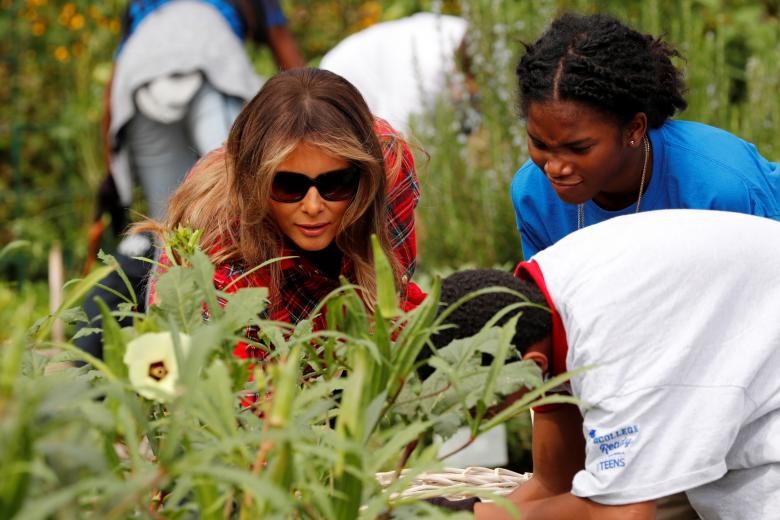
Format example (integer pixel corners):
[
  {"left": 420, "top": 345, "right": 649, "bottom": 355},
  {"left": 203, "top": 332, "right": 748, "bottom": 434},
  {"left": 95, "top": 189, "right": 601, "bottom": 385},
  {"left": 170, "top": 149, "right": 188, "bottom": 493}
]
[{"left": 510, "top": 119, "right": 780, "bottom": 259}]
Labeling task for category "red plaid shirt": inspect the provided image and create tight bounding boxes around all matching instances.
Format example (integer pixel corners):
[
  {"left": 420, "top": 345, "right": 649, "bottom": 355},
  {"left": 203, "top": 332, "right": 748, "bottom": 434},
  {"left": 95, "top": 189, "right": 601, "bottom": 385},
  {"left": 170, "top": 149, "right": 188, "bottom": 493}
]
[{"left": 150, "top": 118, "right": 424, "bottom": 358}]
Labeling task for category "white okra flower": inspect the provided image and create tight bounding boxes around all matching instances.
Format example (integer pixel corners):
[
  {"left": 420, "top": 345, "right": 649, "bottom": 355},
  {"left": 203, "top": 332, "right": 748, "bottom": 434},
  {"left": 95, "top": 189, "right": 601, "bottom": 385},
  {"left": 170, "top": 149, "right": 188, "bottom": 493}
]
[{"left": 124, "top": 332, "right": 191, "bottom": 402}]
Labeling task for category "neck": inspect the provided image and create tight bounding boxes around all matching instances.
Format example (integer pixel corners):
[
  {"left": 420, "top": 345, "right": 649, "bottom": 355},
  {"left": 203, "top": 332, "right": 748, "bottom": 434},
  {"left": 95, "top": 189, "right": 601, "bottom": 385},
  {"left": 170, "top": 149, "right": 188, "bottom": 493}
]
[
  {"left": 304, "top": 242, "right": 343, "bottom": 279},
  {"left": 593, "top": 137, "right": 652, "bottom": 211}
]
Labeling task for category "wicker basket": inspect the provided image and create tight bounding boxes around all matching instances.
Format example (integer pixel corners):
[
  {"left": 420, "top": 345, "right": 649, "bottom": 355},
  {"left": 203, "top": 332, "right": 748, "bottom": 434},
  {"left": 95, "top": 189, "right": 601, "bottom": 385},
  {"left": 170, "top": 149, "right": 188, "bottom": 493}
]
[{"left": 376, "top": 467, "right": 532, "bottom": 501}]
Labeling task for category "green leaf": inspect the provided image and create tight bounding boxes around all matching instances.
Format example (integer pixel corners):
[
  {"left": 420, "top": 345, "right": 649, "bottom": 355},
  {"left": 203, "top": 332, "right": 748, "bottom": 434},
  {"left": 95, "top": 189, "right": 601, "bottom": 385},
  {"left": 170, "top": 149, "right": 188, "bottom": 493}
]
[
  {"left": 493, "top": 359, "right": 542, "bottom": 395},
  {"left": 0, "top": 240, "right": 30, "bottom": 262},
  {"left": 433, "top": 410, "right": 463, "bottom": 439},
  {"left": 154, "top": 265, "right": 201, "bottom": 333},
  {"left": 58, "top": 306, "right": 88, "bottom": 325},
  {"left": 12, "top": 476, "right": 113, "bottom": 520},
  {"left": 387, "top": 277, "right": 442, "bottom": 398},
  {"left": 268, "top": 346, "right": 302, "bottom": 428},
  {"left": 369, "top": 420, "right": 432, "bottom": 473},
  {"left": 198, "top": 360, "right": 238, "bottom": 438},
  {"left": 188, "top": 465, "right": 293, "bottom": 514},
  {"left": 41, "top": 341, "right": 121, "bottom": 384},
  {"left": 222, "top": 287, "right": 269, "bottom": 329},
  {"left": 97, "top": 250, "right": 138, "bottom": 308},
  {"left": 1, "top": 299, "right": 35, "bottom": 398},
  {"left": 361, "top": 390, "right": 388, "bottom": 443},
  {"left": 189, "top": 248, "right": 219, "bottom": 319},
  {"left": 478, "top": 367, "right": 590, "bottom": 432},
  {"left": 193, "top": 480, "right": 221, "bottom": 520},
  {"left": 33, "top": 264, "right": 115, "bottom": 343},
  {"left": 476, "top": 316, "right": 518, "bottom": 420},
  {"left": 180, "top": 323, "right": 225, "bottom": 389},
  {"left": 371, "top": 234, "right": 400, "bottom": 318},
  {"left": 94, "top": 297, "right": 128, "bottom": 379}
]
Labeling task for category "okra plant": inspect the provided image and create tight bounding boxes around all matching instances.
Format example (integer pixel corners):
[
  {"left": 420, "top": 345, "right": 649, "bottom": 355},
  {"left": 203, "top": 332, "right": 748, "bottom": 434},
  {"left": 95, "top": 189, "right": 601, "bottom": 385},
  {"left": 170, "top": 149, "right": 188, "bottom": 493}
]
[{"left": 1, "top": 229, "right": 573, "bottom": 519}]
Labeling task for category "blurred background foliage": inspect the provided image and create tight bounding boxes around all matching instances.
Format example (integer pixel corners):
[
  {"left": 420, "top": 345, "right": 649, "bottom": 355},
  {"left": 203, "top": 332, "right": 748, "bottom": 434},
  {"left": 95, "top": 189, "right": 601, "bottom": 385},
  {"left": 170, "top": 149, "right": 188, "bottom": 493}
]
[{"left": 1, "top": 0, "right": 779, "bottom": 283}]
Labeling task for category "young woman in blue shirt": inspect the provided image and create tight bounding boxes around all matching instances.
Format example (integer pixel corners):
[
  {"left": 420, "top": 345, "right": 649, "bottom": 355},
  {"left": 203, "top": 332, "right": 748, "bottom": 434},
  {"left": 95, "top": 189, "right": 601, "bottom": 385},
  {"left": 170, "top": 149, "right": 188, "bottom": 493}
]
[{"left": 511, "top": 12, "right": 780, "bottom": 259}]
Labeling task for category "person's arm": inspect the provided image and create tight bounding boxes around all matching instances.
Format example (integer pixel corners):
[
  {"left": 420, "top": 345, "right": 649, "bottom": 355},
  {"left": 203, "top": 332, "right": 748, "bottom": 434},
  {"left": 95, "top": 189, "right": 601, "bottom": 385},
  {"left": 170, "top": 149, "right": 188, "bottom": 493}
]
[
  {"left": 529, "top": 403, "right": 587, "bottom": 494},
  {"left": 241, "top": 0, "right": 304, "bottom": 69},
  {"left": 475, "top": 404, "right": 655, "bottom": 518},
  {"left": 476, "top": 492, "right": 656, "bottom": 520},
  {"left": 266, "top": 25, "right": 304, "bottom": 69},
  {"left": 101, "top": 64, "right": 115, "bottom": 169},
  {"left": 475, "top": 403, "right": 585, "bottom": 516}
]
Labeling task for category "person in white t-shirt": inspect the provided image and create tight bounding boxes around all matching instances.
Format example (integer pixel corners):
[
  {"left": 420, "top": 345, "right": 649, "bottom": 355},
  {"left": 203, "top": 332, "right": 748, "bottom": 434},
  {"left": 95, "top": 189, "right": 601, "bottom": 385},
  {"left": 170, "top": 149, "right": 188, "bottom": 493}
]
[
  {"left": 435, "top": 209, "right": 780, "bottom": 519},
  {"left": 319, "top": 12, "right": 470, "bottom": 136}
]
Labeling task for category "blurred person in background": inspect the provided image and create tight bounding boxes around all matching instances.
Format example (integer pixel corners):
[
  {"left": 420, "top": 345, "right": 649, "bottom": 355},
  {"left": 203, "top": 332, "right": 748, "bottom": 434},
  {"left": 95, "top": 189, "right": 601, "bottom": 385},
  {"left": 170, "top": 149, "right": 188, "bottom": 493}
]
[
  {"left": 511, "top": 12, "right": 780, "bottom": 260},
  {"left": 76, "top": 0, "right": 303, "bottom": 361},
  {"left": 108, "top": 0, "right": 303, "bottom": 222},
  {"left": 319, "top": 11, "right": 472, "bottom": 137}
]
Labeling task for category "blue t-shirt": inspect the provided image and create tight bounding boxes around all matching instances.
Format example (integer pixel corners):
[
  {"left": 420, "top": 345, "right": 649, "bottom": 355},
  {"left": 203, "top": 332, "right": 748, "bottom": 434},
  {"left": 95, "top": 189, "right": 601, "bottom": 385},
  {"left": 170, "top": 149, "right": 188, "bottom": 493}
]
[
  {"left": 510, "top": 120, "right": 780, "bottom": 259},
  {"left": 119, "top": 0, "right": 287, "bottom": 54}
]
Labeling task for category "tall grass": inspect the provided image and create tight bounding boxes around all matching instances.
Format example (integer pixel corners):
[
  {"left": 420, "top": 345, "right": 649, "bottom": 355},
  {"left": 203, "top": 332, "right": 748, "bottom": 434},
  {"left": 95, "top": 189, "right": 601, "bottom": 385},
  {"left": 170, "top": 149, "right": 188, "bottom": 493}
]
[
  {"left": 413, "top": 0, "right": 780, "bottom": 270},
  {"left": 1, "top": 231, "right": 566, "bottom": 518}
]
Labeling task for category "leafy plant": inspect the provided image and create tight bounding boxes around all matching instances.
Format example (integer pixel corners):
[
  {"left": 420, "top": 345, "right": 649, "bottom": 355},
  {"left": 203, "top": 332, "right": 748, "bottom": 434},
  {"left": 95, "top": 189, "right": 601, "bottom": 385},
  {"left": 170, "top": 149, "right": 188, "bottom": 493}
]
[{"left": 1, "top": 230, "right": 572, "bottom": 518}]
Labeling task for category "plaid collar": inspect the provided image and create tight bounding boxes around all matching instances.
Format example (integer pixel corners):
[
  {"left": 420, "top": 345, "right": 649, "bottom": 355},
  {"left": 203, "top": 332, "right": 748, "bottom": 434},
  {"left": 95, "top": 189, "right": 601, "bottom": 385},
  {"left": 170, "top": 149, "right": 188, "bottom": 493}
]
[{"left": 214, "top": 242, "right": 356, "bottom": 323}]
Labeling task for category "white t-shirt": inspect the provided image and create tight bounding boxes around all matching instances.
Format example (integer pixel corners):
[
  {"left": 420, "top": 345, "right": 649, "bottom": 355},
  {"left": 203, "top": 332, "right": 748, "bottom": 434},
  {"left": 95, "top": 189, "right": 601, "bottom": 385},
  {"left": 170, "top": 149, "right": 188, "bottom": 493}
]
[
  {"left": 319, "top": 12, "right": 468, "bottom": 135},
  {"left": 532, "top": 209, "right": 780, "bottom": 517}
]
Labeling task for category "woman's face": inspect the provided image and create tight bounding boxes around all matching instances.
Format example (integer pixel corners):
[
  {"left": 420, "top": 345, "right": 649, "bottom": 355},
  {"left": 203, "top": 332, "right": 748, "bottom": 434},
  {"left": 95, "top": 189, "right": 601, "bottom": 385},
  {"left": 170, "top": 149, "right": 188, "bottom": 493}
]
[
  {"left": 269, "top": 142, "right": 353, "bottom": 252},
  {"left": 526, "top": 100, "right": 640, "bottom": 209}
]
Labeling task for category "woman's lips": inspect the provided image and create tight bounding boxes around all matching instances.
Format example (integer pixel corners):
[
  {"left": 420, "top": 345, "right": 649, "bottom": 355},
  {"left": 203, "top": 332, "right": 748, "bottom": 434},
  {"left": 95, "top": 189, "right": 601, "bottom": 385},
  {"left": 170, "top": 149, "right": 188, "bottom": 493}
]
[
  {"left": 547, "top": 177, "right": 582, "bottom": 188},
  {"left": 297, "top": 223, "right": 330, "bottom": 237},
  {"left": 547, "top": 177, "right": 584, "bottom": 202}
]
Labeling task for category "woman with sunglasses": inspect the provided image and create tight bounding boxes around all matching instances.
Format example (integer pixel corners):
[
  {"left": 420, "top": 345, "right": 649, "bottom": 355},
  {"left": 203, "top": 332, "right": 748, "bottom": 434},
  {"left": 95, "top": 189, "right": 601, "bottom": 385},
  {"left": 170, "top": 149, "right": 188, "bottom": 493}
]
[{"left": 140, "top": 68, "right": 422, "bottom": 357}]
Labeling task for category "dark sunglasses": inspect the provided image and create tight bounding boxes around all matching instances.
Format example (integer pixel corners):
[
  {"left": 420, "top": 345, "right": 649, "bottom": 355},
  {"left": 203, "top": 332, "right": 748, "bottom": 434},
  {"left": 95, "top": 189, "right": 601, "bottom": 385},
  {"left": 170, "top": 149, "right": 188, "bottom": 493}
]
[{"left": 271, "top": 167, "right": 361, "bottom": 203}]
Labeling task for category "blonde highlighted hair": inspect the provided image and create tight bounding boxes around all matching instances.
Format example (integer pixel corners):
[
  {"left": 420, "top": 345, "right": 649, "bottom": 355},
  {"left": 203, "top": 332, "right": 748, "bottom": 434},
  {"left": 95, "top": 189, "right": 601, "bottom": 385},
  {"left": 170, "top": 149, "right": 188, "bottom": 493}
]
[{"left": 136, "top": 68, "right": 406, "bottom": 310}]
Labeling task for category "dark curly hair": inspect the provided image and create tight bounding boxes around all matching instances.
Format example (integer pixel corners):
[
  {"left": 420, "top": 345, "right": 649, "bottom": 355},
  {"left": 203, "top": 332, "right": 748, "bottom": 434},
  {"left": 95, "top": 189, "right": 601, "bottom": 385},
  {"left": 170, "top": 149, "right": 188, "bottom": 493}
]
[
  {"left": 516, "top": 12, "right": 688, "bottom": 128},
  {"left": 431, "top": 269, "right": 552, "bottom": 354}
]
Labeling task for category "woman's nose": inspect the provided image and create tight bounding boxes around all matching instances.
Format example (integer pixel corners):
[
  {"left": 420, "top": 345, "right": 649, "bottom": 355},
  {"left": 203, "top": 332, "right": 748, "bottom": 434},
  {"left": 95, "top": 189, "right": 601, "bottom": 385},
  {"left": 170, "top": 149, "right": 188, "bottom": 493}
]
[
  {"left": 300, "top": 186, "right": 325, "bottom": 215},
  {"left": 543, "top": 156, "right": 572, "bottom": 178}
]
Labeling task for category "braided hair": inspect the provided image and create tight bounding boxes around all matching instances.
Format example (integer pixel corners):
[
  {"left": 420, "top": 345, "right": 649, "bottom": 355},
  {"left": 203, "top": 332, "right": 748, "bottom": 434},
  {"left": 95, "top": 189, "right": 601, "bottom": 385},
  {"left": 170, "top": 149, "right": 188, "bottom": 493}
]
[{"left": 516, "top": 12, "right": 687, "bottom": 128}]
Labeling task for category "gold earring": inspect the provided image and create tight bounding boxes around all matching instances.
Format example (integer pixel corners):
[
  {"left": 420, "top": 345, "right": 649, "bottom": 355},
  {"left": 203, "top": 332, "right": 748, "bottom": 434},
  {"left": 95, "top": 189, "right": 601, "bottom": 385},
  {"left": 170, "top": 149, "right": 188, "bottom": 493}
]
[{"left": 630, "top": 139, "right": 636, "bottom": 146}]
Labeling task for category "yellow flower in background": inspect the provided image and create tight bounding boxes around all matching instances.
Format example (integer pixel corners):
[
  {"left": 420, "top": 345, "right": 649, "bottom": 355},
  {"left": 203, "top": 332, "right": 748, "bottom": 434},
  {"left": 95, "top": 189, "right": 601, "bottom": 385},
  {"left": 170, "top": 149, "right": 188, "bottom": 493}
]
[
  {"left": 23, "top": 7, "right": 38, "bottom": 21},
  {"left": 32, "top": 21, "right": 45, "bottom": 36},
  {"left": 69, "top": 13, "right": 85, "bottom": 30},
  {"left": 124, "top": 332, "right": 191, "bottom": 402},
  {"left": 59, "top": 2, "right": 75, "bottom": 25},
  {"left": 357, "top": 1, "right": 381, "bottom": 29},
  {"left": 54, "top": 46, "right": 69, "bottom": 61}
]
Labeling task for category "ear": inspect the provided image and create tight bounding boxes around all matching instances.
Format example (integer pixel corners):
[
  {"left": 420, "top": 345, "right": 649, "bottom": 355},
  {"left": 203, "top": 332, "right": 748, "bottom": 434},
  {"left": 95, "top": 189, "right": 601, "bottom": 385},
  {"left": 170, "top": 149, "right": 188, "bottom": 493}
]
[
  {"left": 522, "top": 350, "right": 549, "bottom": 376},
  {"left": 624, "top": 112, "right": 648, "bottom": 147}
]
